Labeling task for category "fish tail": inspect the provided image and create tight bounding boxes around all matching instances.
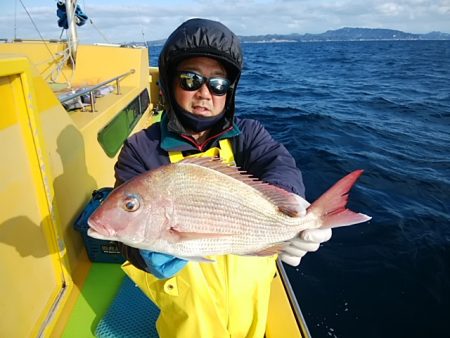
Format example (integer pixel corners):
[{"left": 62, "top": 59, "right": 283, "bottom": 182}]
[{"left": 308, "top": 170, "right": 371, "bottom": 228}]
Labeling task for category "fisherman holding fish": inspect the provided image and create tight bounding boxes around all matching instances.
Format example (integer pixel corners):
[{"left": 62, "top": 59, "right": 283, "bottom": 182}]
[{"left": 88, "top": 18, "right": 370, "bottom": 338}]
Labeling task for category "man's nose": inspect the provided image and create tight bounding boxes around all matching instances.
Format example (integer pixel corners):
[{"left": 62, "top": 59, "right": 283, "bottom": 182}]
[{"left": 196, "top": 83, "right": 212, "bottom": 98}]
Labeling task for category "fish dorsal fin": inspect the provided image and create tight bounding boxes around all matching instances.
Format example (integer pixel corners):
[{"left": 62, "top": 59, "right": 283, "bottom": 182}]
[{"left": 178, "top": 157, "right": 305, "bottom": 217}]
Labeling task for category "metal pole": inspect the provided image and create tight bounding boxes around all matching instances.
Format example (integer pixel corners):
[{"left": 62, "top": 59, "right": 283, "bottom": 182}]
[
  {"left": 89, "top": 92, "right": 96, "bottom": 112},
  {"left": 65, "top": 0, "right": 78, "bottom": 62},
  {"left": 115, "top": 79, "right": 121, "bottom": 95}
]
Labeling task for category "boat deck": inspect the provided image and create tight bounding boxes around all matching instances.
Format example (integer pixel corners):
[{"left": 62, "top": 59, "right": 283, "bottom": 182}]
[
  {"left": 63, "top": 261, "right": 162, "bottom": 337},
  {"left": 63, "top": 255, "right": 166, "bottom": 337},
  {"left": 0, "top": 41, "right": 308, "bottom": 338},
  {"left": 62, "top": 263, "right": 125, "bottom": 337}
]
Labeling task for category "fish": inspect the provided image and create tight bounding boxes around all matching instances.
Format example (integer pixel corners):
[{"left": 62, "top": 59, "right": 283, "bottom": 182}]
[{"left": 87, "top": 157, "right": 371, "bottom": 260}]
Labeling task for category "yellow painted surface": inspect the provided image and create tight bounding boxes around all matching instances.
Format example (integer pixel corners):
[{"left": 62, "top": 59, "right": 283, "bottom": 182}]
[
  {"left": 0, "top": 41, "right": 73, "bottom": 83},
  {"left": 73, "top": 45, "right": 148, "bottom": 88},
  {"left": 148, "top": 66, "right": 161, "bottom": 107},
  {"left": 0, "top": 41, "right": 306, "bottom": 337},
  {"left": 0, "top": 43, "right": 154, "bottom": 336},
  {"left": 0, "top": 56, "right": 67, "bottom": 338},
  {"left": 266, "top": 270, "right": 303, "bottom": 338}
]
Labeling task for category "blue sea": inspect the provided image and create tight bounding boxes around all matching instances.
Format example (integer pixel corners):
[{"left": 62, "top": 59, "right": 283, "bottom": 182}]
[{"left": 151, "top": 40, "right": 450, "bottom": 338}]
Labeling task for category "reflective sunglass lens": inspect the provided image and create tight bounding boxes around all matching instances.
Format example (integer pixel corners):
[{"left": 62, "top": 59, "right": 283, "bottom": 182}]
[
  {"left": 178, "top": 72, "right": 230, "bottom": 96},
  {"left": 179, "top": 73, "right": 203, "bottom": 90},
  {"left": 208, "top": 78, "right": 230, "bottom": 96}
]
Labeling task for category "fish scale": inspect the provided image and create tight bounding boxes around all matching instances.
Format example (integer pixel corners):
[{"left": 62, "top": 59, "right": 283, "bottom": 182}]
[
  {"left": 88, "top": 158, "right": 371, "bottom": 258},
  {"left": 173, "top": 191, "right": 297, "bottom": 242}
]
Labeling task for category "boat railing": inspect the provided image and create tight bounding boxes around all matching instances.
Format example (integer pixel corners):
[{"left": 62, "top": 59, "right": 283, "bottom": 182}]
[
  {"left": 276, "top": 259, "right": 312, "bottom": 338},
  {"left": 7, "top": 38, "right": 67, "bottom": 43},
  {"left": 58, "top": 68, "right": 135, "bottom": 112}
]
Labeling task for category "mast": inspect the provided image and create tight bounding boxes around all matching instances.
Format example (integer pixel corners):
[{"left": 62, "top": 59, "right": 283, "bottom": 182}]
[{"left": 65, "top": 0, "right": 78, "bottom": 62}]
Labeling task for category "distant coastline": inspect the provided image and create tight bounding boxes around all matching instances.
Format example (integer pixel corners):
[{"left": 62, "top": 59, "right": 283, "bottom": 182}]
[{"left": 146, "top": 27, "right": 450, "bottom": 46}]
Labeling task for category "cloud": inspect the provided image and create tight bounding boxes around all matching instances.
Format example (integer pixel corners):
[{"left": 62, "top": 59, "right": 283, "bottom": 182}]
[
  {"left": 0, "top": 0, "right": 449, "bottom": 43},
  {"left": 377, "top": 2, "right": 404, "bottom": 16}
]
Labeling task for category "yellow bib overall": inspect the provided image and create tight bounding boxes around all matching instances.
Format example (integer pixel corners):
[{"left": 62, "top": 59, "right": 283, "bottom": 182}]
[{"left": 122, "top": 139, "right": 277, "bottom": 338}]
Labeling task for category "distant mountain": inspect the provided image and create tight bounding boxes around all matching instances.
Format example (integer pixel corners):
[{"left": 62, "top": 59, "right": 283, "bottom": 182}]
[
  {"left": 238, "top": 27, "right": 450, "bottom": 43},
  {"left": 420, "top": 31, "right": 450, "bottom": 40},
  {"left": 146, "top": 27, "right": 450, "bottom": 46},
  {"left": 310, "top": 27, "right": 419, "bottom": 40}
]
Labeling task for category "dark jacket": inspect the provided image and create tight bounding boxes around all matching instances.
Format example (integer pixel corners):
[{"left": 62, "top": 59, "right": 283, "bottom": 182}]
[
  {"left": 114, "top": 114, "right": 304, "bottom": 269},
  {"left": 114, "top": 18, "right": 304, "bottom": 270},
  {"left": 115, "top": 115, "right": 304, "bottom": 195}
]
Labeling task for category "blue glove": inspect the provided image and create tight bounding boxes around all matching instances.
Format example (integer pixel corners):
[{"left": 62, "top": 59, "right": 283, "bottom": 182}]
[{"left": 139, "top": 250, "right": 188, "bottom": 279}]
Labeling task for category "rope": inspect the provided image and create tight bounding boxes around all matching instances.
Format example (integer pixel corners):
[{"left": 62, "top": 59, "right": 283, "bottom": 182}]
[
  {"left": 19, "top": 0, "right": 51, "bottom": 43},
  {"left": 89, "top": 17, "right": 111, "bottom": 44},
  {"left": 141, "top": 27, "right": 149, "bottom": 48},
  {"left": 18, "top": 0, "right": 72, "bottom": 86},
  {"left": 48, "top": 46, "right": 75, "bottom": 85},
  {"left": 14, "top": 0, "right": 18, "bottom": 40},
  {"left": 76, "top": 0, "right": 111, "bottom": 44}
]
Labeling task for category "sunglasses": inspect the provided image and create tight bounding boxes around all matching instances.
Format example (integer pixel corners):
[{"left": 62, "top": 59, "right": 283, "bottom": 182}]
[{"left": 177, "top": 71, "right": 231, "bottom": 96}]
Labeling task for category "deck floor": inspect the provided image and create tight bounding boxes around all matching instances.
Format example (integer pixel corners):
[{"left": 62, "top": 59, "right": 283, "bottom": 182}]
[{"left": 62, "top": 263, "right": 125, "bottom": 338}]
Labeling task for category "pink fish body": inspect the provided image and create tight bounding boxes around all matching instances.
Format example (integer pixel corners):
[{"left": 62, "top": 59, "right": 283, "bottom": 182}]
[{"left": 88, "top": 158, "right": 371, "bottom": 259}]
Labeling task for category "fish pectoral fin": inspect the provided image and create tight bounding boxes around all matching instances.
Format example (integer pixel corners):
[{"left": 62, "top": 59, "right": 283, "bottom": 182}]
[{"left": 167, "top": 227, "right": 233, "bottom": 242}]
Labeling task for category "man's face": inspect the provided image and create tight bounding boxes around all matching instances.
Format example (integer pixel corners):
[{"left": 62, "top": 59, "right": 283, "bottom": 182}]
[{"left": 174, "top": 57, "right": 228, "bottom": 118}]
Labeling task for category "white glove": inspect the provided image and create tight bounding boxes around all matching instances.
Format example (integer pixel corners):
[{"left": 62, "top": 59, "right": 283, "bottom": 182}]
[
  {"left": 279, "top": 193, "right": 332, "bottom": 266},
  {"left": 280, "top": 228, "right": 332, "bottom": 267}
]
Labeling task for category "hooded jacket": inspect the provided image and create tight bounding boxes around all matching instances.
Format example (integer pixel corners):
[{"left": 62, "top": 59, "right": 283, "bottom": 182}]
[
  {"left": 115, "top": 18, "right": 304, "bottom": 195},
  {"left": 114, "top": 18, "right": 305, "bottom": 338},
  {"left": 159, "top": 18, "right": 243, "bottom": 136}
]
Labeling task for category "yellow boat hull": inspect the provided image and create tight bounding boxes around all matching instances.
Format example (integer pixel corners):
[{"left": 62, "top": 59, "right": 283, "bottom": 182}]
[{"left": 0, "top": 40, "right": 309, "bottom": 338}]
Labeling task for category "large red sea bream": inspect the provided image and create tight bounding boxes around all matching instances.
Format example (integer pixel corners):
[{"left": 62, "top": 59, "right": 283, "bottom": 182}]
[{"left": 88, "top": 158, "right": 371, "bottom": 260}]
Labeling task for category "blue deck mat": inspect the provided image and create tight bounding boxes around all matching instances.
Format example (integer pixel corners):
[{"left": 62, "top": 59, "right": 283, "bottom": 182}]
[{"left": 95, "top": 276, "right": 160, "bottom": 338}]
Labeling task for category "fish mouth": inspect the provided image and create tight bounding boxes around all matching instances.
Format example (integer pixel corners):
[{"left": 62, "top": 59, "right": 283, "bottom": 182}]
[
  {"left": 87, "top": 228, "right": 111, "bottom": 240},
  {"left": 87, "top": 219, "right": 116, "bottom": 240}
]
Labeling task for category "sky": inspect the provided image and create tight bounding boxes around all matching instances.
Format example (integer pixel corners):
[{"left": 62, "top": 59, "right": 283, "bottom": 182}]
[{"left": 0, "top": 0, "right": 449, "bottom": 44}]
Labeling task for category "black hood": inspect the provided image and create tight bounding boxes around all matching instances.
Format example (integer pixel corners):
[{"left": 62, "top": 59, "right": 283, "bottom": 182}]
[{"left": 158, "top": 18, "right": 243, "bottom": 134}]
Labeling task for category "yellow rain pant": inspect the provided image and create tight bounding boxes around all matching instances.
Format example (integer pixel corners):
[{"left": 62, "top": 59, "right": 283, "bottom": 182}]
[{"left": 122, "top": 139, "right": 277, "bottom": 338}]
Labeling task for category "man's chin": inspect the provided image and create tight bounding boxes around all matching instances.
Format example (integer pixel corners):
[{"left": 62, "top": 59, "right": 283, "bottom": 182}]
[{"left": 191, "top": 110, "right": 213, "bottom": 117}]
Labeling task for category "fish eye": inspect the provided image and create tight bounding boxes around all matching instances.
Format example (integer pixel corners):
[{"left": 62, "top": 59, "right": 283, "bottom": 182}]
[{"left": 122, "top": 195, "right": 140, "bottom": 212}]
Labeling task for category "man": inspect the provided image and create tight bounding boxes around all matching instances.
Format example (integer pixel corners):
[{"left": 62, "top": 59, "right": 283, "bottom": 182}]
[{"left": 115, "top": 18, "right": 331, "bottom": 338}]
